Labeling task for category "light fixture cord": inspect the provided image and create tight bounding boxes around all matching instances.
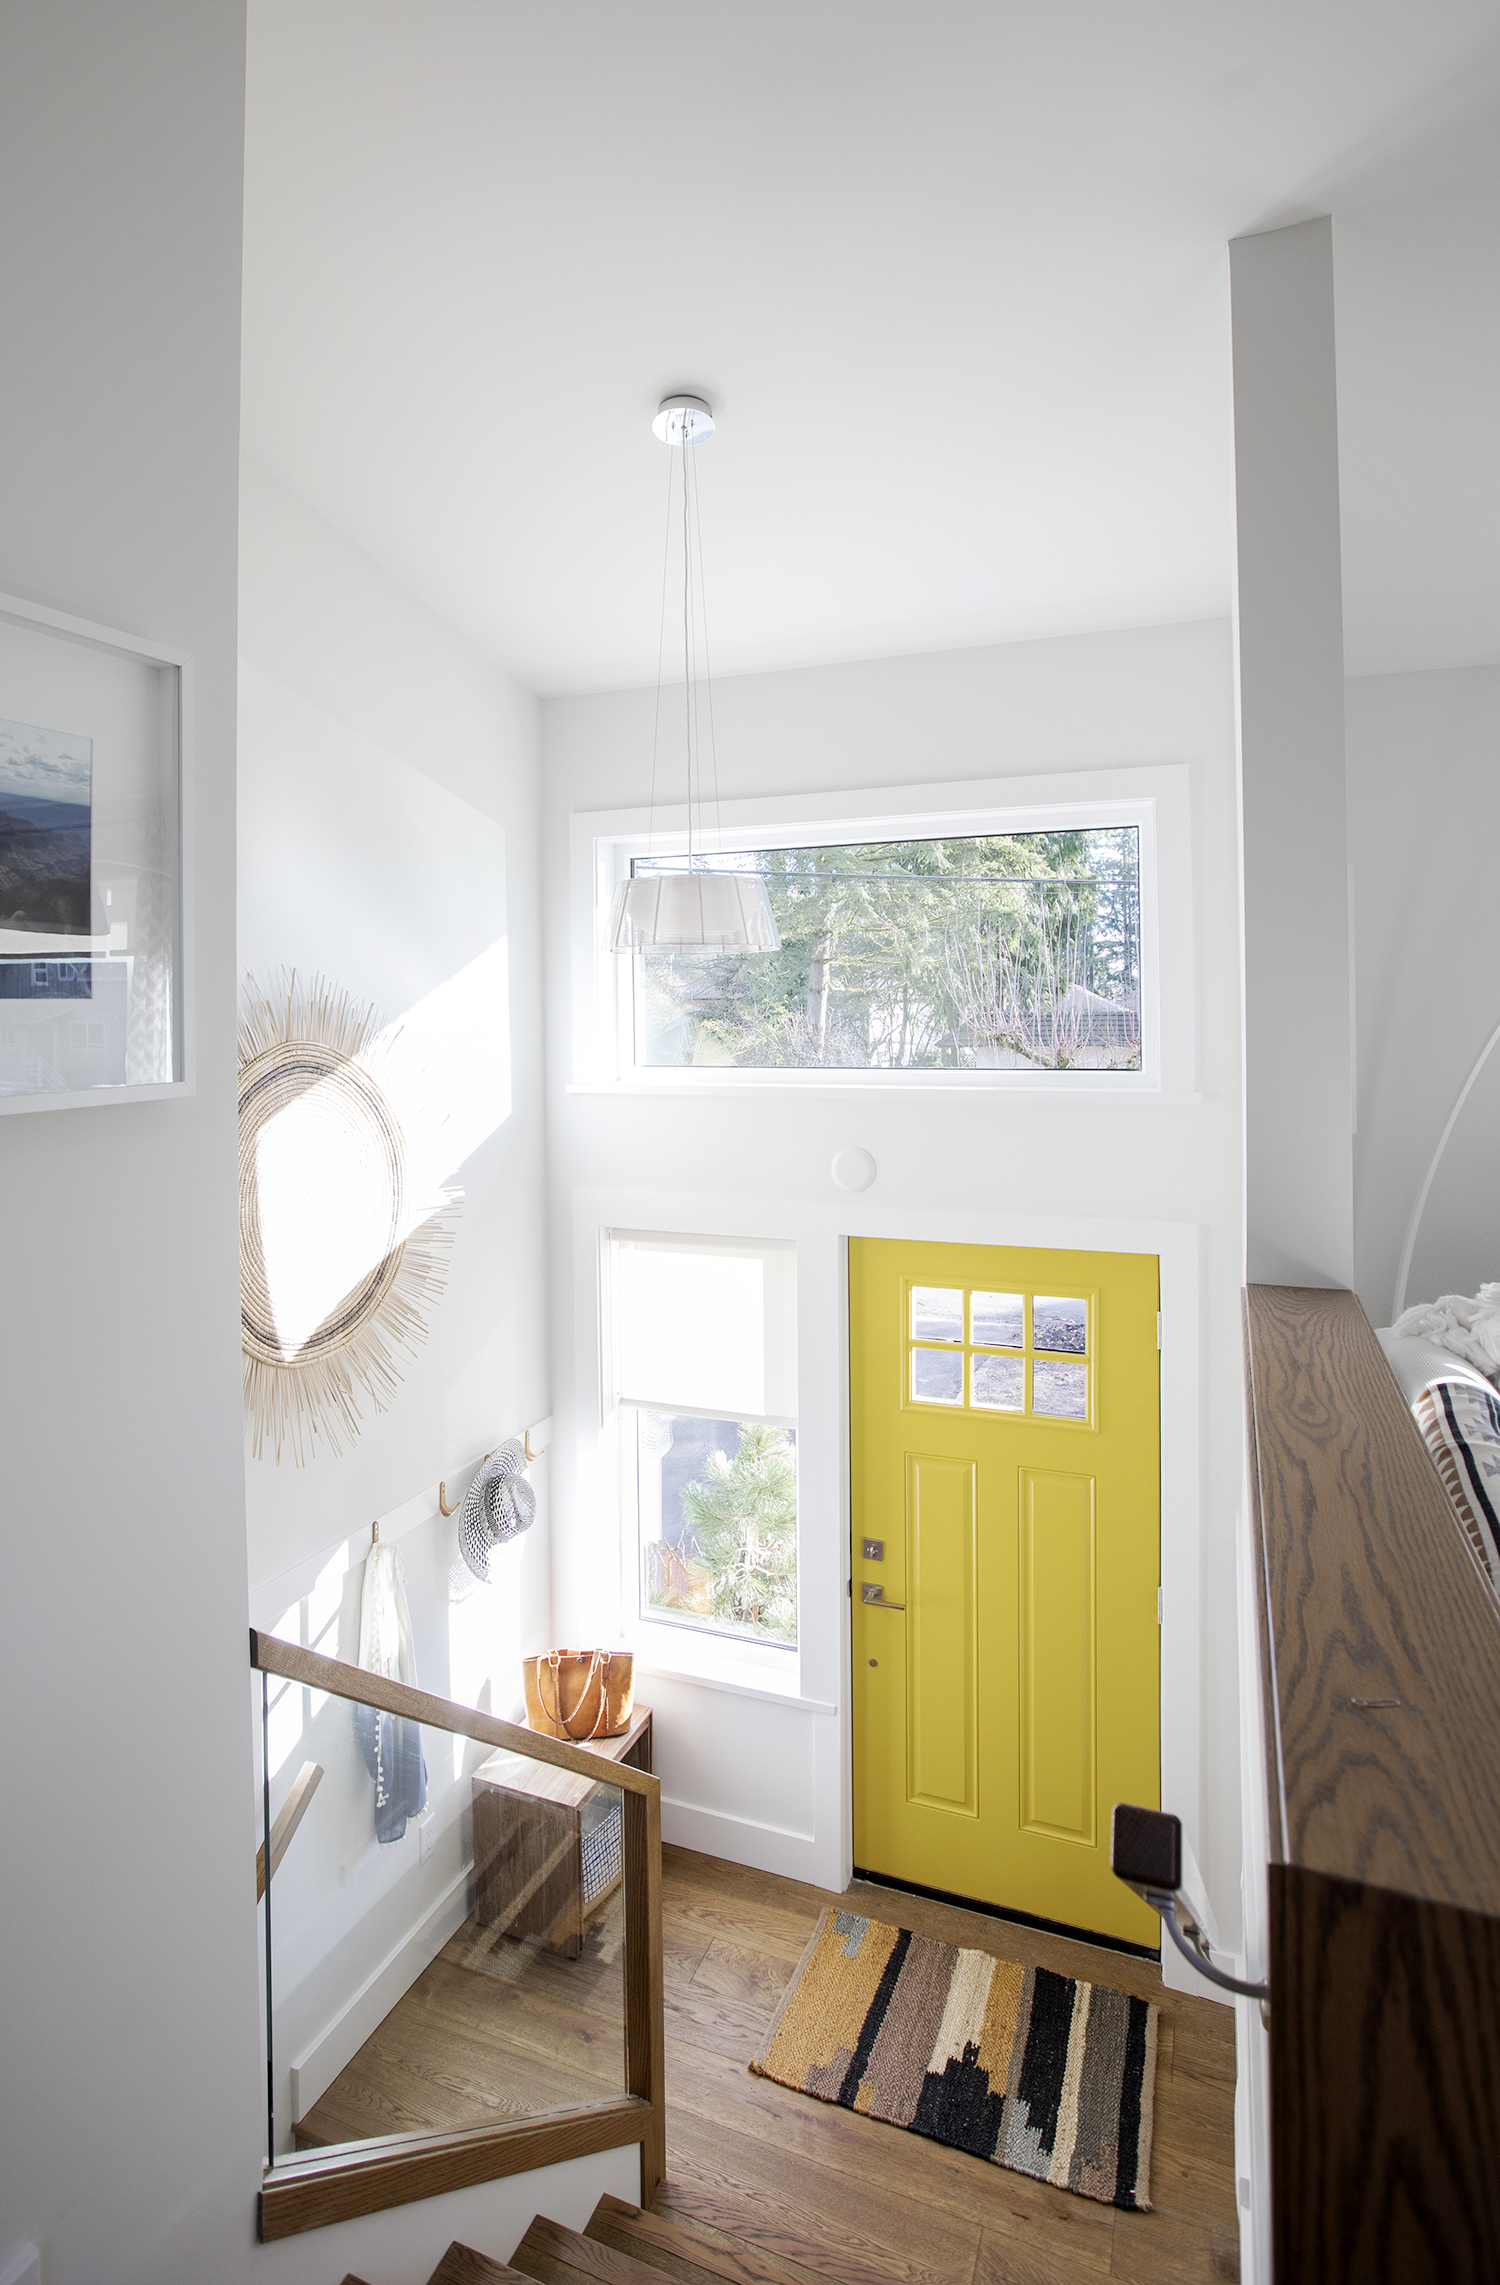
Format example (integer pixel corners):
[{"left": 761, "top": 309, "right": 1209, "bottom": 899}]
[
  {"left": 682, "top": 426, "right": 694, "bottom": 867},
  {"left": 645, "top": 436, "right": 676, "bottom": 867},
  {"left": 688, "top": 438, "right": 724, "bottom": 859}
]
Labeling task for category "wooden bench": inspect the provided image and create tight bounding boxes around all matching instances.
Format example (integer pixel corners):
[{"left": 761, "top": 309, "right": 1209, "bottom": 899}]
[{"left": 471, "top": 1707, "right": 653, "bottom": 1960}]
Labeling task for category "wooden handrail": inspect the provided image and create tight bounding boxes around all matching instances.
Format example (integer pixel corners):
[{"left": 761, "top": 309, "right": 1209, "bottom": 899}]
[
  {"left": 258, "top": 2099, "right": 654, "bottom": 2241},
  {"left": 255, "top": 1758, "right": 322, "bottom": 1902},
  {"left": 252, "top": 1629, "right": 665, "bottom": 2238},
  {"left": 250, "top": 1629, "right": 657, "bottom": 1796}
]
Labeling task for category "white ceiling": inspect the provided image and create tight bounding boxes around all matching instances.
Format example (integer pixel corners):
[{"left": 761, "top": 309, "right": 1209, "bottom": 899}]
[{"left": 241, "top": 1, "right": 1500, "bottom": 693}]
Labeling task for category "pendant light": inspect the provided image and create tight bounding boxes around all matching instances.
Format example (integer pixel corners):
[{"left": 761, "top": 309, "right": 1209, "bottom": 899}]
[{"left": 608, "top": 394, "right": 780, "bottom": 954}]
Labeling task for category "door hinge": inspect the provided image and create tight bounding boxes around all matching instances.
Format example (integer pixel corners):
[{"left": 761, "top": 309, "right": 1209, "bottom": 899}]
[
  {"left": 847, "top": 1577, "right": 852, "bottom": 1597},
  {"left": 1156, "top": 1311, "right": 1163, "bottom": 1350},
  {"left": 1158, "top": 1586, "right": 1163, "bottom": 1626}
]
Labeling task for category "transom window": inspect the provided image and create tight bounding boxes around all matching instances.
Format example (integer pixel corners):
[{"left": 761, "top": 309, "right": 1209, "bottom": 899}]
[
  {"left": 907, "top": 1284, "right": 1092, "bottom": 1424},
  {"left": 627, "top": 828, "right": 1141, "bottom": 1074}
]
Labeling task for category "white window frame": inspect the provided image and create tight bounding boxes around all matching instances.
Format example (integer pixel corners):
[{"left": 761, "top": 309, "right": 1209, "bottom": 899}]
[
  {"left": 601, "top": 1227, "right": 801, "bottom": 1684},
  {"left": 568, "top": 765, "right": 1195, "bottom": 1098}
]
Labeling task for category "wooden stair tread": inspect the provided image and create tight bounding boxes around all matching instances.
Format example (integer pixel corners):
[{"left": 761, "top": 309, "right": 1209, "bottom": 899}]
[
  {"left": 589, "top": 2192, "right": 835, "bottom": 2285},
  {"left": 426, "top": 2244, "right": 539, "bottom": 2285},
  {"left": 519, "top": 2212, "right": 673, "bottom": 2285}
]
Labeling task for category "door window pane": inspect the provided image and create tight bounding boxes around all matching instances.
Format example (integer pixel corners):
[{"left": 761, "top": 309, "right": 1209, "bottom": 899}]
[
  {"left": 1033, "top": 1296, "right": 1088, "bottom": 1353},
  {"left": 911, "top": 1286, "right": 963, "bottom": 1343},
  {"left": 972, "top": 1353, "right": 1024, "bottom": 1410},
  {"left": 971, "top": 1291, "right": 1023, "bottom": 1347},
  {"left": 912, "top": 1346, "right": 965, "bottom": 1404},
  {"left": 1034, "top": 1359, "right": 1088, "bottom": 1418}
]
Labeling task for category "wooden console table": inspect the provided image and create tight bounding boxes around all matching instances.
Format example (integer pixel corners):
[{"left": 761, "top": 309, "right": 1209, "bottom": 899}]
[{"left": 471, "top": 1706, "right": 653, "bottom": 1960}]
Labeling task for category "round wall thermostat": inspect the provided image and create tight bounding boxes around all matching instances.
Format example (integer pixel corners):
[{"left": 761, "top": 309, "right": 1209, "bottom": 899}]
[{"left": 831, "top": 1146, "right": 877, "bottom": 1192}]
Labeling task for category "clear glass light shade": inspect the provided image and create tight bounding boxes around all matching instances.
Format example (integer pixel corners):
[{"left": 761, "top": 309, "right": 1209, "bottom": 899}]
[{"left": 608, "top": 872, "right": 782, "bottom": 953}]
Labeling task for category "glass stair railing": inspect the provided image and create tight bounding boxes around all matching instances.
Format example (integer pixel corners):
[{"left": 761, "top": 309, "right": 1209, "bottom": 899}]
[{"left": 251, "top": 1628, "right": 664, "bottom": 2242}]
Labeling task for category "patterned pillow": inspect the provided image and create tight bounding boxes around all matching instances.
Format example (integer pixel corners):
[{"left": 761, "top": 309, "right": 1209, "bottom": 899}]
[{"left": 1415, "top": 1380, "right": 1500, "bottom": 1597}]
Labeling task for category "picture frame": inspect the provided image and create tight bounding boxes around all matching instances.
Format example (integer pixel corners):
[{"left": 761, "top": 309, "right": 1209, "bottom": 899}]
[{"left": 0, "top": 587, "right": 191, "bottom": 1114}]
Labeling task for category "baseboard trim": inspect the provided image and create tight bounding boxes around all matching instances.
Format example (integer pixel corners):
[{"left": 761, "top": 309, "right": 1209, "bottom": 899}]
[
  {"left": 663, "top": 1794, "right": 815, "bottom": 1846},
  {"left": 660, "top": 1794, "right": 823, "bottom": 1883},
  {"left": 850, "top": 1866, "right": 1162, "bottom": 1963}
]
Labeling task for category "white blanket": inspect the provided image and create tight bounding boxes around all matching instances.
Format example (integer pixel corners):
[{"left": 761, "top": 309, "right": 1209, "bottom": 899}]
[{"left": 1389, "top": 1284, "right": 1500, "bottom": 1390}]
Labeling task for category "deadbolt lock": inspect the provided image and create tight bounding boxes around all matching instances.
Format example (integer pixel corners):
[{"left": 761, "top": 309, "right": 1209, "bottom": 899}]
[{"left": 862, "top": 1538, "right": 884, "bottom": 1561}]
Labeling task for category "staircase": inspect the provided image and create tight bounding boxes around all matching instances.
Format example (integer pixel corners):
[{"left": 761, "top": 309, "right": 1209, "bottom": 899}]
[{"left": 342, "top": 2188, "right": 828, "bottom": 2285}]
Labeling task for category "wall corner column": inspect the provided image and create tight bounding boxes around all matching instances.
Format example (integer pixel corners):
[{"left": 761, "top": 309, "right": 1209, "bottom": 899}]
[{"left": 1231, "top": 214, "right": 1353, "bottom": 1288}]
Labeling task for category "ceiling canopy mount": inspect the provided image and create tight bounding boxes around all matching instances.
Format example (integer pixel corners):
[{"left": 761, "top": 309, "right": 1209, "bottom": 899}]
[{"left": 651, "top": 392, "right": 716, "bottom": 447}]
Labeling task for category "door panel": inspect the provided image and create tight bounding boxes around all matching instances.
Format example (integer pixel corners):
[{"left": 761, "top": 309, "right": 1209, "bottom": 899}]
[
  {"left": 906, "top": 1454, "right": 977, "bottom": 1816},
  {"left": 1019, "top": 1468, "right": 1096, "bottom": 1845},
  {"left": 850, "top": 1236, "right": 1160, "bottom": 1949}
]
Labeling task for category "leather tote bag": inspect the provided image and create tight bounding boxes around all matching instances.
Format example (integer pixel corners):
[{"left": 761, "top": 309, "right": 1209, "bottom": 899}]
[{"left": 523, "top": 1647, "right": 636, "bottom": 1741}]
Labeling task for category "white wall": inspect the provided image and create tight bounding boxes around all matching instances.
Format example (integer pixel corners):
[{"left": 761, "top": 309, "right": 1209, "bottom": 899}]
[
  {"left": 238, "top": 462, "right": 563, "bottom": 2175},
  {"left": 1349, "top": 663, "right": 1500, "bottom": 1323},
  {"left": 542, "top": 619, "right": 1247, "bottom": 1966},
  {"left": 0, "top": 7, "right": 260, "bottom": 2282},
  {"left": 239, "top": 456, "right": 550, "bottom": 1600}
]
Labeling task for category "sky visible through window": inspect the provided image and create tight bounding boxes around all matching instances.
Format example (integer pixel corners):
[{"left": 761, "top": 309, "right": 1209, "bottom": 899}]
[{"left": 631, "top": 827, "right": 1140, "bottom": 1072}]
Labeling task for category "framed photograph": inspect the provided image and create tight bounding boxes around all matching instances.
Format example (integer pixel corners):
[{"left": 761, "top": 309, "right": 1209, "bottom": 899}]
[{"left": 0, "top": 589, "right": 190, "bottom": 1112}]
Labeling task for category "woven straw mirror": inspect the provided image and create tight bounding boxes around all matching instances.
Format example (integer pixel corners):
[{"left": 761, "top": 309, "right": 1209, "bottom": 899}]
[{"left": 239, "top": 971, "right": 455, "bottom": 1463}]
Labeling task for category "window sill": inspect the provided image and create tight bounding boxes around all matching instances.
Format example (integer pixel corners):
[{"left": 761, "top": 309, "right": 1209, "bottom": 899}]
[
  {"left": 567, "top": 1075, "right": 1199, "bottom": 1103},
  {"left": 630, "top": 1625, "right": 832, "bottom": 1712},
  {"left": 633, "top": 1658, "right": 836, "bottom": 1714}
]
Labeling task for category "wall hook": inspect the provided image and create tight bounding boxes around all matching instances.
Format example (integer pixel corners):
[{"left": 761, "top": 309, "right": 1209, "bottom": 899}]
[{"left": 438, "top": 1455, "right": 490, "bottom": 1518}]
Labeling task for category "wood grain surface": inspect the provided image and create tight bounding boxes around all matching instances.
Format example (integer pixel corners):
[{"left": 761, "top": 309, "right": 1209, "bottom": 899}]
[
  {"left": 1247, "top": 1285, "right": 1500, "bottom": 2282},
  {"left": 256, "top": 1757, "right": 322, "bottom": 1902},
  {"left": 251, "top": 1630, "right": 658, "bottom": 1796},
  {"left": 625, "top": 1783, "right": 667, "bottom": 2201},
  {"left": 426, "top": 2247, "right": 535, "bottom": 2285},
  {"left": 258, "top": 2097, "right": 653, "bottom": 2239},
  {"left": 653, "top": 1846, "right": 1237, "bottom": 2283},
  {"left": 1244, "top": 1285, "right": 1500, "bottom": 1909},
  {"left": 1270, "top": 1863, "right": 1500, "bottom": 2285}
]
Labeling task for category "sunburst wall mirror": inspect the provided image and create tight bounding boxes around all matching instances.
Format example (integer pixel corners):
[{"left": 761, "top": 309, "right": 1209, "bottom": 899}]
[{"left": 238, "top": 970, "right": 457, "bottom": 1463}]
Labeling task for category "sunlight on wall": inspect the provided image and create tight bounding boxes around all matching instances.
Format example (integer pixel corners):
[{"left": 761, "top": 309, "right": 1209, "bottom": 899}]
[
  {"left": 380, "top": 936, "right": 513, "bottom": 1196},
  {"left": 448, "top": 1530, "right": 529, "bottom": 1779},
  {"left": 253, "top": 938, "right": 512, "bottom": 1361},
  {"left": 267, "top": 1542, "right": 350, "bottom": 1779}
]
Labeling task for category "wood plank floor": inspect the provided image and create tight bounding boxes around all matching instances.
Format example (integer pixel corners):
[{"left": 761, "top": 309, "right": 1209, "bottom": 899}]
[
  {"left": 656, "top": 1847, "right": 1240, "bottom": 2285},
  {"left": 293, "top": 1843, "right": 1240, "bottom": 2282},
  {"left": 295, "top": 1886, "right": 629, "bottom": 2147}
]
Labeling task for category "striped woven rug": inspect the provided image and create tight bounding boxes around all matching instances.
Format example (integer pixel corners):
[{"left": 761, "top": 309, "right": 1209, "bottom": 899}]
[{"left": 750, "top": 1907, "right": 1159, "bottom": 2210}]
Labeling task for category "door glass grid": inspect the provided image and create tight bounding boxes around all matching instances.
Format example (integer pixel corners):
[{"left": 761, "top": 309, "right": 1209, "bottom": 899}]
[{"left": 908, "top": 1285, "right": 1091, "bottom": 1421}]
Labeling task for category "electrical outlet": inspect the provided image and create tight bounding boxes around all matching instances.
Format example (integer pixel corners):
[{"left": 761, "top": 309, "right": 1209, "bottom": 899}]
[{"left": 418, "top": 1812, "right": 437, "bottom": 1864}]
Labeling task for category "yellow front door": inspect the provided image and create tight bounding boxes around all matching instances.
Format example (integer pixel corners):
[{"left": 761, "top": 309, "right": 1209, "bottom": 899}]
[{"left": 850, "top": 1237, "right": 1160, "bottom": 1950}]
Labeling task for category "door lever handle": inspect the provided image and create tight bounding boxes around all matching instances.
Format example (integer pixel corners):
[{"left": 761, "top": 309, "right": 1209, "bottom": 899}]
[{"left": 861, "top": 1584, "right": 905, "bottom": 1609}]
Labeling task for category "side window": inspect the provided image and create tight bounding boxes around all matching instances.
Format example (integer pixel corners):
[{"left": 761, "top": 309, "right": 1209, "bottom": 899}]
[{"left": 611, "top": 1232, "right": 798, "bottom": 1649}]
